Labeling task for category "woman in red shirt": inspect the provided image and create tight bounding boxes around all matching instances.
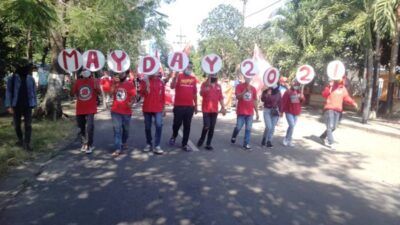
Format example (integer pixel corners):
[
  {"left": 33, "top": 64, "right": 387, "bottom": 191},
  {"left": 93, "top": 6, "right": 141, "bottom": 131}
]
[
  {"left": 110, "top": 71, "right": 136, "bottom": 156},
  {"left": 197, "top": 75, "right": 226, "bottom": 150},
  {"left": 281, "top": 80, "right": 304, "bottom": 147},
  {"left": 72, "top": 70, "right": 101, "bottom": 154},
  {"left": 140, "top": 72, "right": 165, "bottom": 154}
]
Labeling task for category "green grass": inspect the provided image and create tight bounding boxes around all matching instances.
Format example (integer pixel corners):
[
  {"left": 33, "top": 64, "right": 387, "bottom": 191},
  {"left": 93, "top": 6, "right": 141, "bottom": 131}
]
[{"left": 0, "top": 116, "right": 74, "bottom": 176}]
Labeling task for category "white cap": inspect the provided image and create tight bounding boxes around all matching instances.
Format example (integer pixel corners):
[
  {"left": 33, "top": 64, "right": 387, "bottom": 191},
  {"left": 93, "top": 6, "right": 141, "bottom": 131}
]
[{"left": 82, "top": 70, "right": 91, "bottom": 78}]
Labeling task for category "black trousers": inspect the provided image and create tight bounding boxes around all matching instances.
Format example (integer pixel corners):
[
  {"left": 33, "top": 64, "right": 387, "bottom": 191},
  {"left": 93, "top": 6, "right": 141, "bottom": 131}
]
[
  {"left": 172, "top": 106, "right": 194, "bottom": 146},
  {"left": 13, "top": 107, "right": 32, "bottom": 144},
  {"left": 199, "top": 112, "right": 218, "bottom": 146},
  {"left": 76, "top": 114, "right": 95, "bottom": 146}
]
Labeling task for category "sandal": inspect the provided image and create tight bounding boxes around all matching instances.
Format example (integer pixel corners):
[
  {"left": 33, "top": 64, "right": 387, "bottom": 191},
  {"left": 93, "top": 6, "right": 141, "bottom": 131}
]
[{"left": 112, "top": 150, "right": 122, "bottom": 157}]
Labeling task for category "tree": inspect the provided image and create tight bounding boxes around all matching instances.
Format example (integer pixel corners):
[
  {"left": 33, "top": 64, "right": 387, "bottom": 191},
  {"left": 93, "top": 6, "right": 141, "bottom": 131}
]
[{"left": 374, "top": 0, "right": 400, "bottom": 115}]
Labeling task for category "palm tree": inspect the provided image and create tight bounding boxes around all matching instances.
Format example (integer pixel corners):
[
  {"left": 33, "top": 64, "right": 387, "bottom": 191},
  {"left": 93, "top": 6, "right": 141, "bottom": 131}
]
[{"left": 374, "top": 0, "right": 400, "bottom": 115}]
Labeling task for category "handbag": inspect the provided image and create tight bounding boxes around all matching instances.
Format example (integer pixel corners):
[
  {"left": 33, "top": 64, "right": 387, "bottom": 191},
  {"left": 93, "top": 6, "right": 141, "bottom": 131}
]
[{"left": 270, "top": 107, "right": 279, "bottom": 116}]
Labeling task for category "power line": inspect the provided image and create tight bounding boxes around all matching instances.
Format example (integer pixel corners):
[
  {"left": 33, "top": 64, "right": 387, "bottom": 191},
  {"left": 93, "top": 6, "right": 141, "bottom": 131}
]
[{"left": 245, "top": 0, "right": 282, "bottom": 18}]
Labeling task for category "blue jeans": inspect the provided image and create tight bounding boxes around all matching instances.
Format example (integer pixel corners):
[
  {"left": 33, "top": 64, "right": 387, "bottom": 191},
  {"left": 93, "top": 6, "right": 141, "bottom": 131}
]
[
  {"left": 144, "top": 112, "right": 163, "bottom": 147},
  {"left": 263, "top": 108, "right": 279, "bottom": 142},
  {"left": 111, "top": 112, "right": 131, "bottom": 150},
  {"left": 320, "top": 110, "right": 340, "bottom": 144},
  {"left": 231, "top": 115, "right": 253, "bottom": 146},
  {"left": 285, "top": 113, "right": 298, "bottom": 142}
]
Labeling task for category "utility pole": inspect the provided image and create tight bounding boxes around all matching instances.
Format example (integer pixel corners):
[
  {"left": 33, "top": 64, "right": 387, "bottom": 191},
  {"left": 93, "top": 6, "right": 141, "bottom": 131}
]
[
  {"left": 173, "top": 27, "right": 186, "bottom": 50},
  {"left": 241, "top": 0, "right": 248, "bottom": 24}
]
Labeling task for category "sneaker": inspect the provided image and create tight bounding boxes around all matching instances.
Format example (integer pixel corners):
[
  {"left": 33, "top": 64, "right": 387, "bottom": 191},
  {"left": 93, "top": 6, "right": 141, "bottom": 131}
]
[
  {"left": 205, "top": 145, "right": 214, "bottom": 151},
  {"left": 24, "top": 143, "right": 33, "bottom": 152},
  {"left": 326, "top": 143, "right": 334, "bottom": 149},
  {"left": 288, "top": 141, "right": 295, "bottom": 147},
  {"left": 231, "top": 137, "right": 236, "bottom": 144},
  {"left": 266, "top": 141, "right": 273, "bottom": 148},
  {"left": 320, "top": 136, "right": 326, "bottom": 146},
  {"left": 112, "top": 150, "right": 122, "bottom": 157},
  {"left": 143, "top": 144, "right": 152, "bottom": 152},
  {"left": 282, "top": 138, "right": 288, "bottom": 146},
  {"left": 154, "top": 146, "right": 164, "bottom": 155},
  {"left": 169, "top": 138, "right": 176, "bottom": 146},
  {"left": 197, "top": 139, "right": 204, "bottom": 147},
  {"left": 86, "top": 146, "right": 95, "bottom": 154},
  {"left": 182, "top": 145, "right": 192, "bottom": 152},
  {"left": 261, "top": 138, "right": 266, "bottom": 146},
  {"left": 80, "top": 145, "right": 87, "bottom": 152},
  {"left": 243, "top": 144, "right": 252, "bottom": 150}
]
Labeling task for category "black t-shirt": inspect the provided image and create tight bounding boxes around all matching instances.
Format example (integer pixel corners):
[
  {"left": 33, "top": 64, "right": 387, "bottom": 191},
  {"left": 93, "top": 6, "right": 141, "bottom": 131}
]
[{"left": 16, "top": 76, "right": 29, "bottom": 109}]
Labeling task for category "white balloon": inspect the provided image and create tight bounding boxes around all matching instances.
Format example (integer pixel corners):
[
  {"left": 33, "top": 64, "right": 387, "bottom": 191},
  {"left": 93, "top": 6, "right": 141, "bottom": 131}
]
[
  {"left": 240, "top": 59, "right": 258, "bottom": 79},
  {"left": 296, "top": 65, "right": 315, "bottom": 84},
  {"left": 107, "top": 50, "right": 131, "bottom": 73},
  {"left": 82, "top": 50, "right": 105, "bottom": 72},
  {"left": 327, "top": 60, "right": 345, "bottom": 80},
  {"left": 57, "top": 49, "right": 83, "bottom": 72},
  {"left": 201, "top": 53, "right": 222, "bottom": 74},
  {"left": 168, "top": 52, "right": 189, "bottom": 72},
  {"left": 138, "top": 55, "right": 161, "bottom": 76}
]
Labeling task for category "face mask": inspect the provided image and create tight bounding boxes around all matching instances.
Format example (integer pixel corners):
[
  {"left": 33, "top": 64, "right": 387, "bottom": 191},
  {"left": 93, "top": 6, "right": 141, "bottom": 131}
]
[
  {"left": 210, "top": 77, "right": 217, "bottom": 83},
  {"left": 184, "top": 69, "right": 192, "bottom": 76},
  {"left": 293, "top": 86, "right": 300, "bottom": 90},
  {"left": 119, "top": 74, "right": 127, "bottom": 80}
]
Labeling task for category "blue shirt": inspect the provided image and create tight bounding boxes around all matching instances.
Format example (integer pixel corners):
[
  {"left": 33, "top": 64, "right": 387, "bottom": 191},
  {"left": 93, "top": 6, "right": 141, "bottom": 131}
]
[{"left": 4, "top": 74, "right": 37, "bottom": 108}]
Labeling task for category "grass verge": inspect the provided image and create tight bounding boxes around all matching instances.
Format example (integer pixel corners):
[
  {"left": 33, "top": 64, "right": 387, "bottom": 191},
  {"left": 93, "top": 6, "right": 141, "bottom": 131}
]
[{"left": 0, "top": 116, "right": 74, "bottom": 176}]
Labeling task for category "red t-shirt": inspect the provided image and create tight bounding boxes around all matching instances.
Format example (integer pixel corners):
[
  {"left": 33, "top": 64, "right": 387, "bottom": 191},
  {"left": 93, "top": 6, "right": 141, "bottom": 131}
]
[
  {"left": 73, "top": 78, "right": 99, "bottom": 115},
  {"left": 322, "top": 84, "right": 356, "bottom": 112},
  {"left": 281, "top": 89, "right": 303, "bottom": 115},
  {"left": 100, "top": 76, "right": 112, "bottom": 93},
  {"left": 173, "top": 73, "right": 197, "bottom": 107},
  {"left": 140, "top": 77, "right": 165, "bottom": 113},
  {"left": 236, "top": 83, "right": 257, "bottom": 116},
  {"left": 111, "top": 80, "right": 136, "bottom": 115},
  {"left": 200, "top": 82, "right": 223, "bottom": 113}
]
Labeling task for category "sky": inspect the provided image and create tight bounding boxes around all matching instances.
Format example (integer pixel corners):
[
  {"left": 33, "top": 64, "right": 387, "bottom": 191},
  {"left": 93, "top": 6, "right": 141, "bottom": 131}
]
[{"left": 157, "top": 0, "right": 285, "bottom": 51}]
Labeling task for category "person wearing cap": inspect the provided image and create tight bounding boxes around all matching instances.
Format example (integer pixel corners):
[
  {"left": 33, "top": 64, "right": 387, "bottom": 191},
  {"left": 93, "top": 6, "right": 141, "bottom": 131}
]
[
  {"left": 100, "top": 70, "right": 112, "bottom": 109},
  {"left": 140, "top": 71, "right": 166, "bottom": 154},
  {"left": 110, "top": 71, "right": 137, "bottom": 156},
  {"left": 169, "top": 61, "right": 198, "bottom": 152},
  {"left": 71, "top": 70, "right": 101, "bottom": 154},
  {"left": 5, "top": 59, "right": 37, "bottom": 151},
  {"left": 197, "top": 74, "right": 226, "bottom": 150},
  {"left": 261, "top": 84, "right": 282, "bottom": 148},
  {"left": 230, "top": 76, "right": 259, "bottom": 150},
  {"left": 281, "top": 80, "right": 304, "bottom": 147},
  {"left": 319, "top": 78, "right": 358, "bottom": 149}
]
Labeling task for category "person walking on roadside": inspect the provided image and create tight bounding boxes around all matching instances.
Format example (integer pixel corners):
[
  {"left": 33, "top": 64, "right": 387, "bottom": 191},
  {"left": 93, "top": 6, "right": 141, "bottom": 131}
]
[
  {"left": 281, "top": 80, "right": 304, "bottom": 147},
  {"left": 100, "top": 71, "right": 112, "bottom": 109},
  {"left": 71, "top": 70, "right": 101, "bottom": 154},
  {"left": 230, "top": 76, "right": 259, "bottom": 150},
  {"left": 4, "top": 59, "right": 37, "bottom": 151},
  {"left": 110, "top": 71, "right": 136, "bottom": 156},
  {"left": 140, "top": 72, "right": 166, "bottom": 155},
  {"left": 320, "top": 79, "right": 358, "bottom": 149},
  {"left": 261, "top": 85, "right": 282, "bottom": 148},
  {"left": 169, "top": 62, "right": 198, "bottom": 152},
  {"left": 197, "top": 74, "right": 226, "bottom": 150}
]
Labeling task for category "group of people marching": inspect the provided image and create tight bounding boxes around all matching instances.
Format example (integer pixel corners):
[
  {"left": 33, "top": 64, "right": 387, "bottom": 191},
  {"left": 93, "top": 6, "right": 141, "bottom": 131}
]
[{"left": 5, "top": 60, "right": 358, "bottom": 154}]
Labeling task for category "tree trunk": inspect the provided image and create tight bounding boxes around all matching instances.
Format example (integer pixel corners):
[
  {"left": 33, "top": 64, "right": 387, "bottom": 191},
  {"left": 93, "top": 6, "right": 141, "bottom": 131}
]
[
  {"left": 386, "top": 6, "right": 400, "bottom": 115},
  {"left": 362, "top": 47, "right": 374, "bottom": 124},
  {"left": 371, "top": 36, "right": 381, "bottom": 117},
  {"left": 26, "top": 28, "right": 33, "bottom": 61},
  {"left": 34, "top": 1, "right": 67, "bottom": 120}
]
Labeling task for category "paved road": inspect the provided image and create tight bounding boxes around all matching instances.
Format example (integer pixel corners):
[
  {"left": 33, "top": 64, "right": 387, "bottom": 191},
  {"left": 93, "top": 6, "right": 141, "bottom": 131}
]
[{"left": 1, "top": 106, "right": 399, "bottom": 225}]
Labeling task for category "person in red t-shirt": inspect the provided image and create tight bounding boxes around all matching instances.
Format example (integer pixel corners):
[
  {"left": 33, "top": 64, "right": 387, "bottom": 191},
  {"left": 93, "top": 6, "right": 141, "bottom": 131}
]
[
  {"left": 197, "top": 74, "right": 226, "bottom": 150},
  {"left": 71, "top": 70, "right": 101, "bottom": 154},
  {"left": 231, "top": 77, "right": 259, "bottom": 150},
  {"left": 319, "top": 79, "right": 358, "bottom": 148},
  {"left": 100, "top": 71, "right": 112, "bottom": 109},
  {"left": 281, "top": 80, "right": 304, "bottom": 147},
  {"left": 110, "top": 71, "right": 136, "bottom": 156},
  {"left": 140, "top": 72, "right": 166, "bottom": 154},
  {"left": 169, "top": 62, "right": 198, "bottom": 151}
]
